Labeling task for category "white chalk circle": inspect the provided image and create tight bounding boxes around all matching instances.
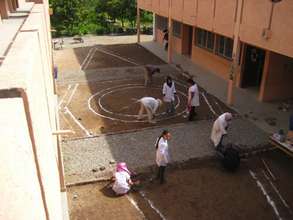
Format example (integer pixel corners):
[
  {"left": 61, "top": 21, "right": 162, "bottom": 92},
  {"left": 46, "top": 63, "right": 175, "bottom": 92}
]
[{"left": 88, "top": 84, "right": 187, "bottom": 123}]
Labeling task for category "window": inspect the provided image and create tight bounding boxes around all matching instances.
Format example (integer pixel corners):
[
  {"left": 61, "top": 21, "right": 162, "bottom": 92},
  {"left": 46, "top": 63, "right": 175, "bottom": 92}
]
[
  {"left": 156, "top": 15, "right": 168, "bottom": 31},
  {"left": 194, "top": 28, "right": 234, "bottom": 60},
  {"left": 172, "top": 20, "right": 182, "bottom": 38},
  {"left": 195, "top": 28, "right": 215, "bottom": 51},
  {"left": 216, "top": 36, "right": 233, "bottom": 59}
]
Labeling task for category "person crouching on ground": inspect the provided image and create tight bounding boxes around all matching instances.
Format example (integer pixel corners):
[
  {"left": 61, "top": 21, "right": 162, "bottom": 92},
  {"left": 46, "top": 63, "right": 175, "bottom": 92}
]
[
  {"left": 137, "top": 97, "right": 162, "bottom": 123},
  {"left": 187, "top": 78, "right": 200, "bottom": 121},
  {"left": 112, "top": 162, "right": 134, "bottom": 196},
  {"left": 211, "top": 112, "right": 233, "bottom": 151},
  {"left": 163, "top": 76, "right": 176, "bottom": 115},
  {"left": 155, "top": 130, "right": 171, "bottom": 184},
  {"left": 144, "top": 65, "right": 160, "bottom": 87}
]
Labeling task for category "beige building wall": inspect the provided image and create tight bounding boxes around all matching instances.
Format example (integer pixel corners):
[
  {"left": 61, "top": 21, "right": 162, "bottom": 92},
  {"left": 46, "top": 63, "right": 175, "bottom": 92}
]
[
  {"left": 182, "top": 0, "right": 197, "bottom": 26},
  {"left": 240, "top": 0, "right": 293, "bottom": 58},
  {"left": 0, "top": 0, "right": 65, "bottom": 219},
  {"left": 141, "top": 0, "right": 293, "bottom": 59},
  {"left": 140, "top": 0, "right": 293, "bottom": 101}
]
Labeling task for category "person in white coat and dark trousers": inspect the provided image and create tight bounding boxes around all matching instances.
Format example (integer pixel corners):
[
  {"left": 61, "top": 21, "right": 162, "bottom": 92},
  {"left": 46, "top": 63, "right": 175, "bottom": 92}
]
[
  {"left": 155, "top": 130, "right": 171, "bottom": 184},
  {"left": 163, "top": 76, "right": 176, "bottom": 115},
  {"left": 187, "top": 78, "right": 200, "bottom": 121},
  {"left": 211, "top": 112, "right": 233, "bottom": 151}
]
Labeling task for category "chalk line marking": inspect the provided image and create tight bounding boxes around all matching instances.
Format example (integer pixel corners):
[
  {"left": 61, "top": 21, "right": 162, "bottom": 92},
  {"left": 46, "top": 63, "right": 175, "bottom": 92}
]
[
  {"left": 212, "top": 96, "right": 225, "bottom": 115},
  {"left": 262, "top": 170, "right": 293, "bottom": 215},
  {"left": 65, "top": 83, "right": 79, "bottom": 107},
  {"left": 83, "top": 48, "right": 97, "bottom": 70},
  {"left": 80, "top": 47, "right": 95, "bottom": 70},
  {"left": 95, "top": 47, "right": 139, "bottom": 66},
  {"left": 98, "top": 86, "right": 185, "bottom": 118},
  {"left": 139, "top": 191, "right": 167, "bottom": 220},
  {"left": 88, "top": 84, "right": 187, "bottom": 123},
  {"left": 60, "top": 111, "right": 75, "bottom": 131},
  {"left": 64, "top": 106, "right": 92, "bottom": 137},
  {"left": 58, "top": 84, "right": 72, "bottom": 109},
  {"left": 249, "top": 170, "right": 282, "bottom": 220},
  {"left": 201, "top": 92, "right": 217, "bottom": 116},
  {"left": 126, "top": 195, "right": 147, "bottom": 220}
]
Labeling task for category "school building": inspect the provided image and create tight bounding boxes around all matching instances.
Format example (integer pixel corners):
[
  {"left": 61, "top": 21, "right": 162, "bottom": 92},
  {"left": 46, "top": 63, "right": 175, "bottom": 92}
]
[
  {"left": 0, "top": 0, "right": 67, "bottom": 219},
  {"left": 137, "top": 0, "right": 293, "bottom": 102}
]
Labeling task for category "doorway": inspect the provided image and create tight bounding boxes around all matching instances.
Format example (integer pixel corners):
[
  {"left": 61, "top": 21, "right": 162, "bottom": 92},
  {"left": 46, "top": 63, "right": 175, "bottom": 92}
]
[
  {"left": 182, "top": 25, "right": 193, "bottom": 56},
  {"left": 241, "top": 45, "right": 266, "bottom": 88}
]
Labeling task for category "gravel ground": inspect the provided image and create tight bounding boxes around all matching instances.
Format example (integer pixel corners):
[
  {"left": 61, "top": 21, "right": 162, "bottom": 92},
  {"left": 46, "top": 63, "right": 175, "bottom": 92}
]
[{"left": 62, "top": 118, "right": 268, "bottom": 184}]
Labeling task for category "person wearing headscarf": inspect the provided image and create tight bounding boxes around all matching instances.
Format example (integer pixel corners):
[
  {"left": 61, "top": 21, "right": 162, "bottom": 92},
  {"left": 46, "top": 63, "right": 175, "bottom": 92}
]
[
  {"left": 211, "top": 112, "right": 233, "bottom": 150},
  {"left": 112, "top": 162, "right": 133, "bottom": 195},
  {"left": 137, "top": 97, "right": 162, "bottom": 123},
  {"left": 155, "top": 130, "right": 171, "bottom": 184},
  {"left": 162, "top": 76, "right": 176, "bottom": 114},
  {"left": 144, "top": 65, "right": 161, "bottom": 87},
  {"left": 187, "top": 78, "right": 200, "bottom": 121}
]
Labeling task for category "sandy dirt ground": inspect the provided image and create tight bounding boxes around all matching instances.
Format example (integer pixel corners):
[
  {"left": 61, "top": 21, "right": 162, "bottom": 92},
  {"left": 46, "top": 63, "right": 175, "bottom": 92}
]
[{"left": 67, "top": 150, "right": 293, "bottom": 220}]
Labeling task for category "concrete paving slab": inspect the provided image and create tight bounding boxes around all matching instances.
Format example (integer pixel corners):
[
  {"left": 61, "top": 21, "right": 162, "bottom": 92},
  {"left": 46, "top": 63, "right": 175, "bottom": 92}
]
[{"left": 62, "top": 118, "right": 268, "bottom": 184}]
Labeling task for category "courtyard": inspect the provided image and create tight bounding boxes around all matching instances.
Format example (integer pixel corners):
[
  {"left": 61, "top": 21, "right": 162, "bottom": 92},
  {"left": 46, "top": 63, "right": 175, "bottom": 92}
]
[{"left": 54, "top": 37, "right": 293, "bottom": 220}]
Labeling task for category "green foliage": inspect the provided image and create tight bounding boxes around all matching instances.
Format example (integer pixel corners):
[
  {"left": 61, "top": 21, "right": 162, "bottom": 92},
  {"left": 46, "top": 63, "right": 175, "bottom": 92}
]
[{"left": 49, "top": 0, "right": 153, "bottom": 37}]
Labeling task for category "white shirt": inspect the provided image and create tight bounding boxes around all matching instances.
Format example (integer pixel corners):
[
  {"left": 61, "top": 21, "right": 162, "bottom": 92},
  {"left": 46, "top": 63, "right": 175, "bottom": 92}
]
[
  {"left": 163, "top": 82, "right": 176, "bottom": 102},
  {"left": 211, "top": 113, "right": 230, "bottom": 147},
  {"left": 139, "top": 97, "right": 160, "bottom": 114},
  {"left": 112, "top": 171, "right": 131, "bottom": 195},
  {"left": 156, "top": 137, "right": 170, "bottom": 166},
  {"left": 188, "top": 84, "right": 200, "bottom": 107}
]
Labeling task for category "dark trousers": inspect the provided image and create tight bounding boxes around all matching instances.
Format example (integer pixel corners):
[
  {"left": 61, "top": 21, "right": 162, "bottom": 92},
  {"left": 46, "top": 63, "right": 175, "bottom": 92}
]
[
  {"left": 188, "top": 106, "right": 196, "bottom": 121},
  {"left": 216, "top": 135, "right": 224, "bottom": 153},
  {"left": 156, "top": 166, "right": 166, "bottom": 184}
]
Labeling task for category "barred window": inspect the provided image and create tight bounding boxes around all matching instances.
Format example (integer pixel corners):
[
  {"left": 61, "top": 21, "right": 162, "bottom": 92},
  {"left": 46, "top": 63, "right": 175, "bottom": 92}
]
[
  {"left": 172, "top": 20, "right": 182, "bottom": 38},
  {"left": 195, "top": 28, "right": 214, "bottom": 51},
  {"left": 216, "top": 36, "right": 233, "bottom": 59},
  {"left": 156, "top": 15, "right": 168, "bottom": 31}
]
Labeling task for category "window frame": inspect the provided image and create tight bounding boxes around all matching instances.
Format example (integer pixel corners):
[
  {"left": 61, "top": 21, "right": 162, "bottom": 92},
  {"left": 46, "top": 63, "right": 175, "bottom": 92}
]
[
  {"left": 172, "top": 20, "right": 182, "bottom": 38},
  {"left": 216, "top": 35, "right": 233, "bottom": 60},
  {"left": 195, "top": 28, "right": 215, "bottom": 52}
]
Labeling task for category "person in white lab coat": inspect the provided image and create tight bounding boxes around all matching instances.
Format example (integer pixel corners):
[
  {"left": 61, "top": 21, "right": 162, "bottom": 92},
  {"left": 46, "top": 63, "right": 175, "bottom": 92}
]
[
  {"left": 112, "top": 162, "right": 133, "bottom": 195},
  {"left": 211, "top": 112, "right": 233, "bottom": 150},
  {"left": 155, "top": 130, "right": 171, "bottom": 184},
  {"left": 187, "top": 78, "right": 200, "bottom": 121},
  {"left": 137, "top": 97, "right": 162, "bottom": 123},
  {"left": 162, "top": 76, "right": 176, "bottom": 114}
]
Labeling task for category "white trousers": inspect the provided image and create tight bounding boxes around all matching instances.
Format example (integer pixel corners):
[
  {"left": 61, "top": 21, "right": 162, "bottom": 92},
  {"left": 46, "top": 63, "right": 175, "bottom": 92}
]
[{"left": 138, "top": 103, "right": 153, "bottom": 122}]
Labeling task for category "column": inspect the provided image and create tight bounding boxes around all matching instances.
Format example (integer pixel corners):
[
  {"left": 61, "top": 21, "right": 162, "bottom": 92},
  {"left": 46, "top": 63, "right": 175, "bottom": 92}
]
[
  {"left": 258, "top": 51, "right": 271, "bottom": 101},
  {"left": 167, "top": 0, "right": 173, "bottom": 63},
  {"left": 137, "top": 7, "right": 141, "bottom": 43},
  {"left": 227, "top": 0, "right": 244, "bottom": 105},
  {"left": 153, "top": 13, "right": 156, "bottom": 41},
  {"left": 7, "top": 0, "right": 14, "bottom": 13}
]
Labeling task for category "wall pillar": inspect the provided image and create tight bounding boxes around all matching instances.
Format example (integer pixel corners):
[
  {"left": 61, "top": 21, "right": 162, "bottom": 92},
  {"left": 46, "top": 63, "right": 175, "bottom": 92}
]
[
  {"left": 0, "top": 0, "right": 9, "bottom": 18},
  {"left": 12, "top": 0, "right": 17, "bottom": 11},
  {"left": 7, "top": 0, "right": 15, "bottom": 13},
  {"left": 259, "top": 51, "right": 271, "bottom": 101},
  {"left": 153, "top": 13, "right": 156, "bottom": 41},
  {"left": 137, "top": 7, "right": 141, "bottom": 44},
  {"left": 167, "top": 0, "right": 173, "bottom": 63},
  {"left": 227, "top": 0, "right": 244, "bottom": 105}
]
